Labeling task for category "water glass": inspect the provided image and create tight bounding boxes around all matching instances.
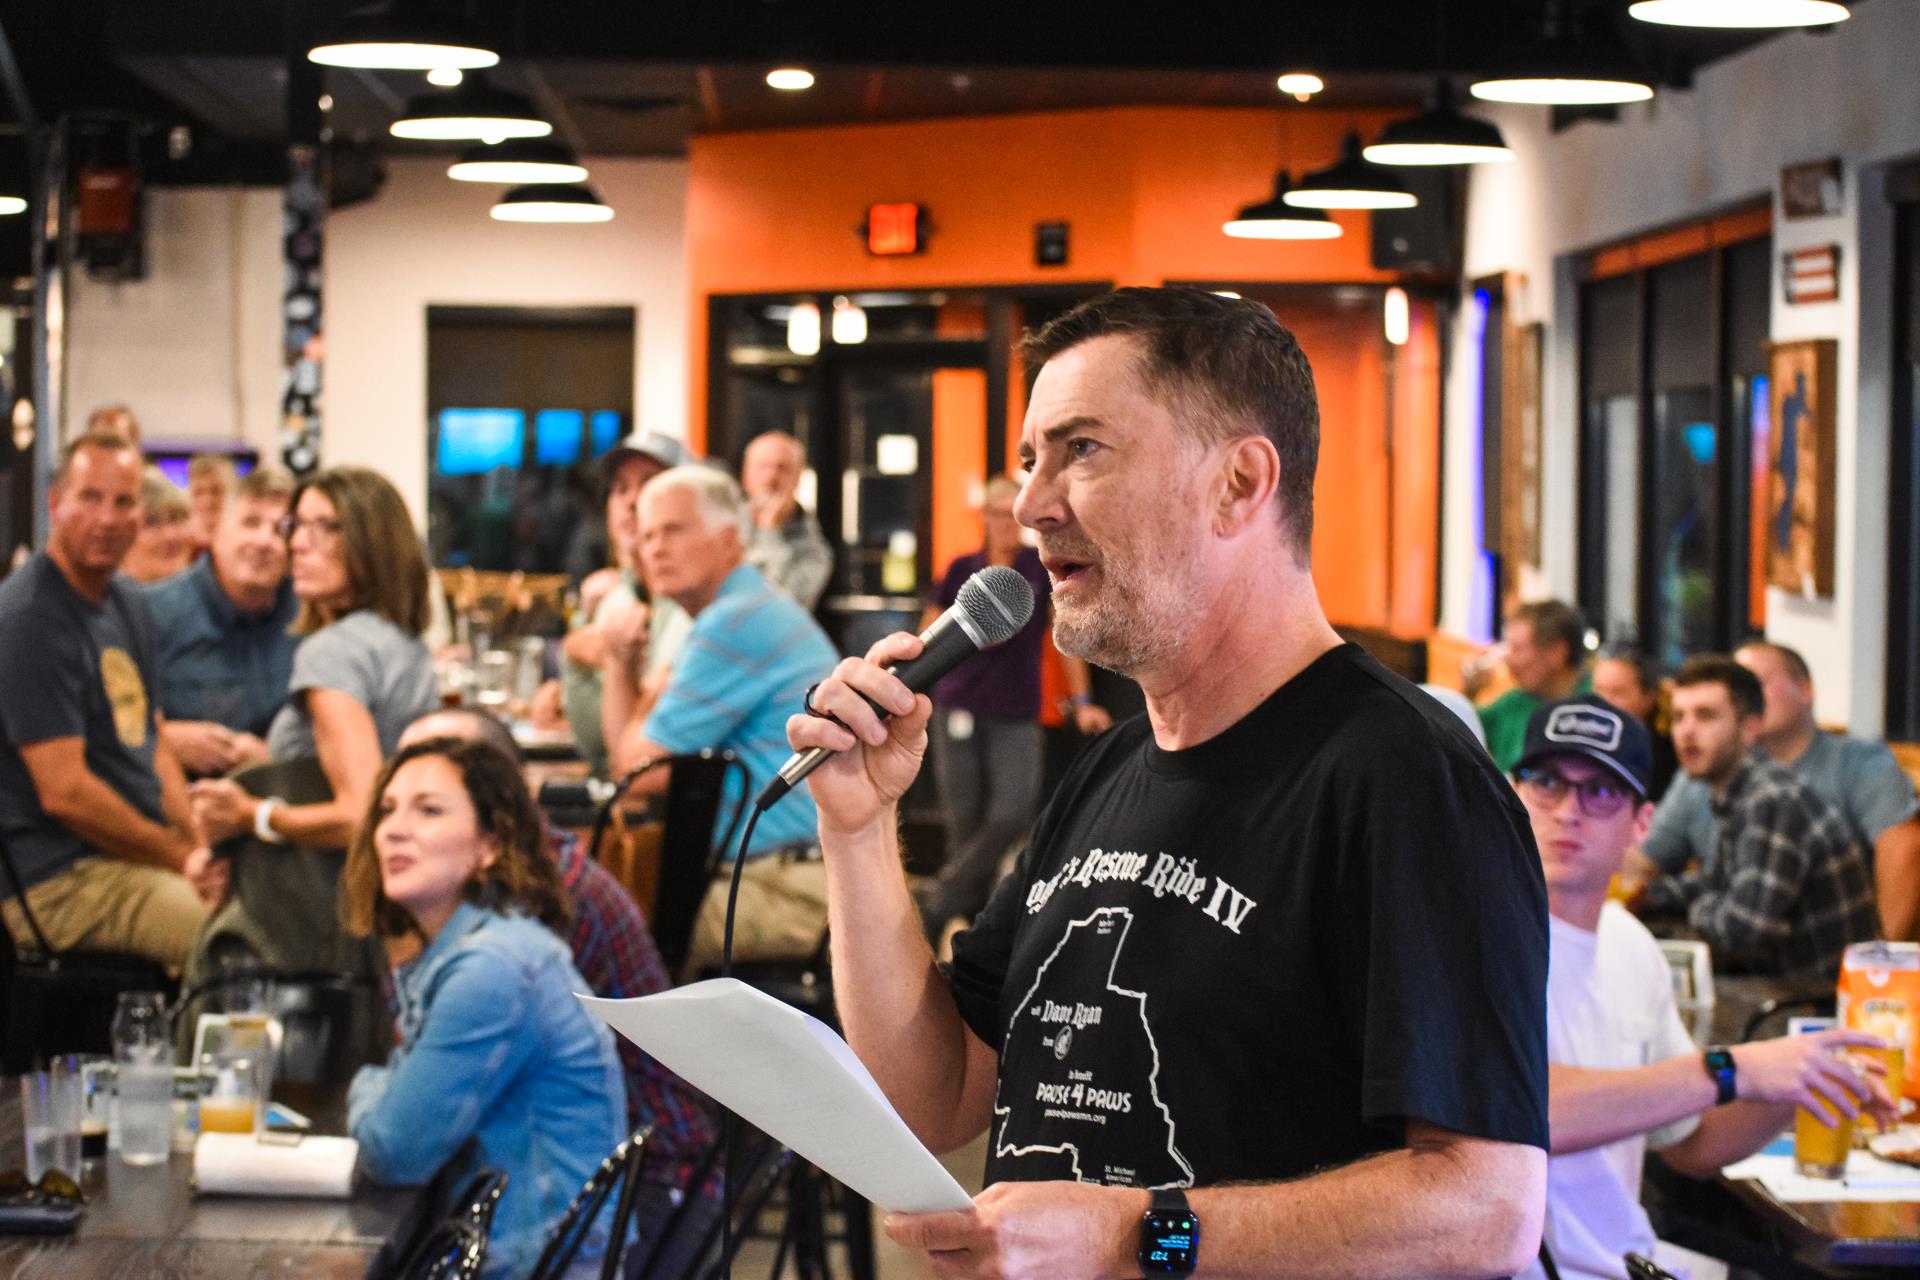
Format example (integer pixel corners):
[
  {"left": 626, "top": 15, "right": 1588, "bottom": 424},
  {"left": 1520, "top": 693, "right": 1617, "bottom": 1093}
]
[
  {"left": 111, "top": 991, "right": 173, "bottom": 1168},
  {"left": 20, "top": 1058, "right": 84, "bottom": 1183},
  {"left": 473, "top": 649, "right": 513, "bottom": 710}
]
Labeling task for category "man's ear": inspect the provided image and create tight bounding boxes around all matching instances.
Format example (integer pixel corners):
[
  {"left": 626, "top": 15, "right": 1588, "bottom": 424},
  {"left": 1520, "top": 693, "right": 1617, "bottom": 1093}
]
[{"left": 1213, "top": 435, "right": 1281, "bottom": 537}]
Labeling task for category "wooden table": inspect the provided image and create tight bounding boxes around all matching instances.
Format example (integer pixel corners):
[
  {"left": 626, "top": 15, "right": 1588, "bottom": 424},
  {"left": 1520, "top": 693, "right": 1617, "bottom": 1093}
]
[
  {"left": 0, "top": 1083, "right": 422, "bottom": 1278},
  {"left": 1698, "top": 976, "right": 1920, "bottom": 1269}
]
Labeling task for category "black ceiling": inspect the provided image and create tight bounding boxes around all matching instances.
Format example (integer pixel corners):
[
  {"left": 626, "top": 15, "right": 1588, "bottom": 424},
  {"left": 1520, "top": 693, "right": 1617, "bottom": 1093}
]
[{"left": 0, "top": 0, "right": 1852, "bottom": 173}]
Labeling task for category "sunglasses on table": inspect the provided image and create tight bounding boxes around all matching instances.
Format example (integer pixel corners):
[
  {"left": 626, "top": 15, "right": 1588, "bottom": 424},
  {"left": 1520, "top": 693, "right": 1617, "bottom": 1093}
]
[
  {"left": 0, "top": 1168, "right": 85, "bottom": 1203},
  {"left": 1515, "top": 766, "right": 1638, "bottom": 817}
]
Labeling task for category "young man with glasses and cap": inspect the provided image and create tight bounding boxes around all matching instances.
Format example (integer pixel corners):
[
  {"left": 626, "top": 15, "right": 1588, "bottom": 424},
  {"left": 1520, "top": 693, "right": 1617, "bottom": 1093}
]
[{"left": 1513, "top": 694, "right": 1895, "bottom": 1280}]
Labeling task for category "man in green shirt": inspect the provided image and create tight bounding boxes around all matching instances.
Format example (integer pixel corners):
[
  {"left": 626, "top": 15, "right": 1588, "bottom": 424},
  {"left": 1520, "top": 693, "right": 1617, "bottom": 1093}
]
[{"left": 1478, "top": 599, "right": 1590, "bottom": 771}]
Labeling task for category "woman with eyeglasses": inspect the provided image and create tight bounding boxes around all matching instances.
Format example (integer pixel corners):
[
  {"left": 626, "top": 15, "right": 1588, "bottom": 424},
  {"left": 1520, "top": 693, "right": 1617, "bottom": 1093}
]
[
  {"left": 343, "top": 738, "right": 624, "bottom": 1278},
  {"left": 187, "top": 468, "right": 438, "bottom": 1003},
  {"left": 193, "top": 467, "right": 437, "bottom": 851}
]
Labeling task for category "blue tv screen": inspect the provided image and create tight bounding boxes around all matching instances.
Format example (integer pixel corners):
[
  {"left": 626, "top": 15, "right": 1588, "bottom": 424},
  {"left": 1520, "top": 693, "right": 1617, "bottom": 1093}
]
[
  {"left": 590, "top": 410, "right": 624, "bottom": 458},
  {"left": 535, "top": 409, "right": 585, "bottom": 466},
  {"left": 436, "top": 408, "right": 525, "bottom": 475}
]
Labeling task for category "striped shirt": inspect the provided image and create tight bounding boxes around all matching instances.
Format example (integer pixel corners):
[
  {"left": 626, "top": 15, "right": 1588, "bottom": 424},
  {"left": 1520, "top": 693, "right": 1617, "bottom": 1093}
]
[
  {"left": 1641, "top": 754, "right": 1878, "bottom": 981},
  {"left": 643, "top": 563, "right": 839, "bottom": 858}
]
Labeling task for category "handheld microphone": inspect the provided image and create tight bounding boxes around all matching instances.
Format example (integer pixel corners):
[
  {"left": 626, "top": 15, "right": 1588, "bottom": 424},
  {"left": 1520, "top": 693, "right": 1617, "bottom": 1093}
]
[{"left": 755, "top": 564, "right": 1037, "bottom": 810}]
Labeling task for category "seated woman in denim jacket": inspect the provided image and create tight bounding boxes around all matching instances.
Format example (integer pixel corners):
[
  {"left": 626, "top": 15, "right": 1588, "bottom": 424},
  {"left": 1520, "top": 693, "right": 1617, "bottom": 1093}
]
[{"left": 342, "top": 738, "right": 626, "bottom": 1278}]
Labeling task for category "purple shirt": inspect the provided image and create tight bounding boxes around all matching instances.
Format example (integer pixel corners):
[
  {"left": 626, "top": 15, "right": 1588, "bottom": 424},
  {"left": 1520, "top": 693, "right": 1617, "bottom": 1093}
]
[{"left": 932, "top": 548, "right": 1052, "bottom": 721}]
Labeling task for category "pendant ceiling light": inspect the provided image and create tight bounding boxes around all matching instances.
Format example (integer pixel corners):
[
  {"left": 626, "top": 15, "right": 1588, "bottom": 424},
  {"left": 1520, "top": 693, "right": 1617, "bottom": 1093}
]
[
  {"left": 1365, "top": 80, "right": 1514, "bottom": 166},
  {"left": 1473, "top": 1, "right": 1655, "bottom": 104},
  {"left": 1285, "top": 133, "right": 1417, "bottom": 209},
  {"left": 392, "top": 75, "right": 551, "bottom": 142},
  {"left": 308, "top": 3, "right": 499, "bottom": 70},
  {"left": 1628, "top": 0, "right": 1848, "bottom": 28},
  {"left": 1223, "top": 172, "right": 1343, "bottom": 240},
  {"left": 0, "top": 196, "right": 25, "bottom": 216},
  {"left": 448, "top": 139, "right": 587, "bottom": 184},
  {"left": 490, "top": 183, "right": 613, "bottom": 223}
]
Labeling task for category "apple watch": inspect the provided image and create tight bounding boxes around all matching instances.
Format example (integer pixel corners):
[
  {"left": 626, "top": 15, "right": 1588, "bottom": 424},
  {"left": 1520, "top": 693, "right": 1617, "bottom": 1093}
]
[
  {"left": 1704, "top": 1045, "right": 1738, "bottom": 1105},
  {"left": 1138, "top": 1187, "right": 1199, "bottom": 1275}
]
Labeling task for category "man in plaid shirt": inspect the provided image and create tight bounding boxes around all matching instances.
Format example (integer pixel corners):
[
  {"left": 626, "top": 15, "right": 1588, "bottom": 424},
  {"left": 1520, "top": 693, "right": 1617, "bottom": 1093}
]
[{"left": 1637, "top": 657, "right": 1877, "bottom": 980}]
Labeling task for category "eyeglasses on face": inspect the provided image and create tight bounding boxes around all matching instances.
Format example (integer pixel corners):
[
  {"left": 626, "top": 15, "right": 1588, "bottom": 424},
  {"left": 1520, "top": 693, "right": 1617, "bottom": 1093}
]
[
  {"left": 1516, "top": 765, "right": 1636, "bottom": 818},
  {"left": 276, "top": 515, "right": 343, "bottom": 540}
]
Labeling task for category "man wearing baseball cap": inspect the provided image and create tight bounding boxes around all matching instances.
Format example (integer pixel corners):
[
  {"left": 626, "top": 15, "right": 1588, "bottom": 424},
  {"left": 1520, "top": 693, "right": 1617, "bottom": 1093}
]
[
  {"left": 1513, "top": 695, "right": 1894, "bottom": 1280},
  {"left": 559, "top": 430, "right": 695, "bottom": 777}
]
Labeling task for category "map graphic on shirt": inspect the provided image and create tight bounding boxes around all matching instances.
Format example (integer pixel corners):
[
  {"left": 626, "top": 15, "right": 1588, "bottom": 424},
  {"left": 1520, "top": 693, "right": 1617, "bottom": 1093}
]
[{"left": 991, "top": 906, "right": 1194, "bottom": 1188}]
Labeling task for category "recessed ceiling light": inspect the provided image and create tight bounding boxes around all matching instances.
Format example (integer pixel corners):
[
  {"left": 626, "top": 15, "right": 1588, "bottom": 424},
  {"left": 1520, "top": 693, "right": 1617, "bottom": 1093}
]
[
  {"left": 1276, "top": 72, "right": 1324, "bottom": 101},
  {"left": 490, "top": 184, "right": 614, "bottom": 223},
  {"left": 766, "top": 68, "right": 816, "bottom": 91},
  {"left": 1628, "top": 0, "right": 1848, "bottom": 28}
]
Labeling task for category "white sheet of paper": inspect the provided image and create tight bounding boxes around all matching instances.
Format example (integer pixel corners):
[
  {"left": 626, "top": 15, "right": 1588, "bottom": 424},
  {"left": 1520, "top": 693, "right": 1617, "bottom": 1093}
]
[
  {"left": 1721, "top": 1150, "right": 1920, "bottom": 1202},
  {"left": 579, "top": 979, "right": 975, "bottom": 1214}
]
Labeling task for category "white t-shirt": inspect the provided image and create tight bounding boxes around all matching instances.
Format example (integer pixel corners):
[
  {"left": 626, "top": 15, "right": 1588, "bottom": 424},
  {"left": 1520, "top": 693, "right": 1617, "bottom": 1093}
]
[{"left": 1524, "top": 903, "right": 1702, "bottom": 1280}]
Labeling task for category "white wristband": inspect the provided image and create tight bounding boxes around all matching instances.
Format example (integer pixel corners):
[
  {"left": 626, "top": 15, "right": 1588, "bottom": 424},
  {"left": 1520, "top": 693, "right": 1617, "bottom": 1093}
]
[{"left": 254, "top": 797, "right": 287, "bottom": 845}]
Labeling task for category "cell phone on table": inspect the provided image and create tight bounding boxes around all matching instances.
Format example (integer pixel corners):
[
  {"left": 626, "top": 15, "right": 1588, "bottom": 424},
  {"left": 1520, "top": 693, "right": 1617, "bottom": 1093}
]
[{"left": 1625, "top": 1253, "right": 1679, "bottom": 1280}]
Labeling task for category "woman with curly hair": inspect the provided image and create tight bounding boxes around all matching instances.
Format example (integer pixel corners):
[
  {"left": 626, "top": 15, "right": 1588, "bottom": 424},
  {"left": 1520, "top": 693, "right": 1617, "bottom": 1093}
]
[{"left": 343, "top": 738, "right": 625, "bottom": 1278}]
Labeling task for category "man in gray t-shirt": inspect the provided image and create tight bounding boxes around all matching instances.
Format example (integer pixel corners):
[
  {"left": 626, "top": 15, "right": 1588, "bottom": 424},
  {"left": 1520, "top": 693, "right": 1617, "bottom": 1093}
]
[{"left": 1644, "top": 642, "right": 1920, "bottom": 940}]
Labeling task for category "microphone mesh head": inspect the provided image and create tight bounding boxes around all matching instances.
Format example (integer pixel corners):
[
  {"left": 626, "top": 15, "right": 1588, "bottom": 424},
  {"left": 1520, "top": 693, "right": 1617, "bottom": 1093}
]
[{"left": 955, "top": 564, "right": 1037, "bottom": 648}]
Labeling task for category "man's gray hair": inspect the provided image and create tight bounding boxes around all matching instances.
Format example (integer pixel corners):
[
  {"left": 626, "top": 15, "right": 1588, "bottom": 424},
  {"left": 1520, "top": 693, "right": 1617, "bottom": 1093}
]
[{"left": 645, "top": 464, "right": 753, "bottom": 545}]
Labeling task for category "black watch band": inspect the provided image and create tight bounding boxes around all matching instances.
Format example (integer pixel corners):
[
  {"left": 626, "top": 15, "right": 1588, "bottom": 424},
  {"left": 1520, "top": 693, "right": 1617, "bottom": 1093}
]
[
  {"left": 1704, "top": 1045, "right": 1738, "bottom": 1106},
  {"left": 1139, "top": 1187, "right": 1199, "bottom": 1275}
]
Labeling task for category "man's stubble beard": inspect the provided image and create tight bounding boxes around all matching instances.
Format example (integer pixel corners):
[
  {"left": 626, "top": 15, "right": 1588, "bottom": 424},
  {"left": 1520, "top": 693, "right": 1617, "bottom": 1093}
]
[{"left": 1049, "top": 536, "right": 1207, "bottom": 678}]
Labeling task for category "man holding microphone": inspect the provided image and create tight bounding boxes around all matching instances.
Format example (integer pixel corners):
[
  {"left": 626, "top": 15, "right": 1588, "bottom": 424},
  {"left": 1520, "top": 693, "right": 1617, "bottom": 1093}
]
[{"left": 787, "top": 289, "right": 1550, "bottom": 1278}]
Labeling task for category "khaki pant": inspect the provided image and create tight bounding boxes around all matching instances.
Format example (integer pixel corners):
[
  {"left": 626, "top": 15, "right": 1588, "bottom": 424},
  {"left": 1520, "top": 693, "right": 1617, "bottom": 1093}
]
[
  {"left": 1, "top": 857, "right": 206, "bottom": 974},
  {"left": 682, "top": 853, "right": 829, "bottom": 980}
]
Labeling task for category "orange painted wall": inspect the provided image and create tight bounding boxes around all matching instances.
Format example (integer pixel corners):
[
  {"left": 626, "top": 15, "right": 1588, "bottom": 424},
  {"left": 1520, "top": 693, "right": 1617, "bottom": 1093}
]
[
  {"left": 687, "top": 105, "right": 1441, "bottom": 638},
  {"left": 686, "top": 106, "right": 1407, "bottom": 443}
]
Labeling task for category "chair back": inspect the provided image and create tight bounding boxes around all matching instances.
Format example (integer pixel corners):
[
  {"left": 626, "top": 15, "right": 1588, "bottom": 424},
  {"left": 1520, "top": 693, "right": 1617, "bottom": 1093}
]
[
  {"left": 0, "top": 834, "right": 172, "bottom": 1073},
  {"left": 649, "top": 750, "right": 746, "bottom": 975},
  {"left": 453, "top": 1167, "right": 510, "bottom": 1236},
  {"left": 526, "top": 1126, "right": 652, "bottom": 1280},
  {"left": 400, "top": 1219, "right": 488, "bottom": 1280}
]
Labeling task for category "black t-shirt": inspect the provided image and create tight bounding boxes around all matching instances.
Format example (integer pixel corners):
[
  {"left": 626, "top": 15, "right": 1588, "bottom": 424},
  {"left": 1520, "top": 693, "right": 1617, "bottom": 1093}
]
[{"left": 946, "top": 644, "right": 1548, "bottom": 1190}]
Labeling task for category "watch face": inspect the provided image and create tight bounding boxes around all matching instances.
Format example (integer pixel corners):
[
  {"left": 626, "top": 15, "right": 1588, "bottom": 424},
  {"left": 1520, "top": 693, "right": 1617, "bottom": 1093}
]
[{"left": 1140, "top": 1211, "right": 1199, "bottom": 1273}]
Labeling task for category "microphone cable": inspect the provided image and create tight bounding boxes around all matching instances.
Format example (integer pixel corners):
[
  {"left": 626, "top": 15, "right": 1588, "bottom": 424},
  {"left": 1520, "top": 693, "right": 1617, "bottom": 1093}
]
[{"left": 714, "top": 785, "right": 772, "bottom": 1279}]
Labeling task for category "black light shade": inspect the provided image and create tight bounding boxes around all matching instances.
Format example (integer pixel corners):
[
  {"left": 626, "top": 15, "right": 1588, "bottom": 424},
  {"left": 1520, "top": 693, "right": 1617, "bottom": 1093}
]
[
  {"left": 1285, "top": 133, "right": 1417, "bottom": 210},
  {"left": 448, "top": 139, "right": 588, "bottom": 184},
  {"left": 1470, "top": 9, "right": 1655, "bottom": 105},
  {"left": 309, "top": 3, "right": 499, "bottom": 70},
  {"left": 490, "top": 183, "right": 614, "bottom": 223},
  {"left": 1223, "top": 172, "right": 1343, "bottom": 240},
  {"left": 392, "top": 75, "right": 551, "bottom": 142},
  {"left": 1365, "top": 80, "right": 1514, "bottom": 166}
]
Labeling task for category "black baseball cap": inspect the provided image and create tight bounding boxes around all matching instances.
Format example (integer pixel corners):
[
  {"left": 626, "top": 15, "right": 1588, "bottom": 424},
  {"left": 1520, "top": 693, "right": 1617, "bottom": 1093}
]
[{"left": 1513, "top": 695, "right": 1654, "bottom": 800}]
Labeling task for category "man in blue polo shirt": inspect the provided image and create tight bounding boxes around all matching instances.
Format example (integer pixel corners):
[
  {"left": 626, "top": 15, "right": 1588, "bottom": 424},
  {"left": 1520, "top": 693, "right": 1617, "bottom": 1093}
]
[
  {"left": 604, "top": 464, "right": 838, "bottom": 975},
  {"left": 142, "top": 468, "right": 300, "bottom": 777}
]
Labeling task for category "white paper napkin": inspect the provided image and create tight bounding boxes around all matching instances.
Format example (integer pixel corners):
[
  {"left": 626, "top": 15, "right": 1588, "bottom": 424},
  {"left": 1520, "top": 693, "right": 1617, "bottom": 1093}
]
[{"left": 192, "top": 1132, "right": 359, "bottom": 1199}]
